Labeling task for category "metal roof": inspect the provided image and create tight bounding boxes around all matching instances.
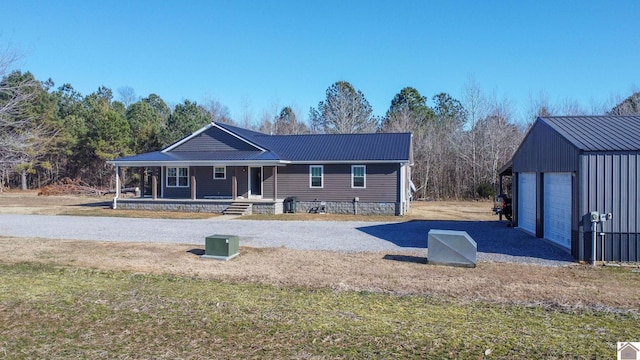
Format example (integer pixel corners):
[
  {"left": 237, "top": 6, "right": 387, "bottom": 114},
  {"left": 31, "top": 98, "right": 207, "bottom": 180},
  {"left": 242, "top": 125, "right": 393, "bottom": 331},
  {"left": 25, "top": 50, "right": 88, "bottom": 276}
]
[
  {"left": 110, "top": 122, "right": 412, "bottom": 165},
  {"left": 254, "top": 132, "right": 412, "bottom": 162},
  {"left": 215, "top": 122, "right": 411, "bottom": 161},
  {"left": 539, "top": 116, "right": 640, "bottom": 151}
]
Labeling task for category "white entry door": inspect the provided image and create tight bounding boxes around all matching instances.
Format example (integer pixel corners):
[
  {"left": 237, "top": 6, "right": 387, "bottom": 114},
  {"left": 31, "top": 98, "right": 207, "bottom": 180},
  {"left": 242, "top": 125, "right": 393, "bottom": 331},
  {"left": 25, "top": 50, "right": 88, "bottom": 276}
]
[
  {"left": 543, "top": 173, "right": 572, "bottom": 248},
  {"left": 518, "top": 173, "right": 536, "bottom": 234}
]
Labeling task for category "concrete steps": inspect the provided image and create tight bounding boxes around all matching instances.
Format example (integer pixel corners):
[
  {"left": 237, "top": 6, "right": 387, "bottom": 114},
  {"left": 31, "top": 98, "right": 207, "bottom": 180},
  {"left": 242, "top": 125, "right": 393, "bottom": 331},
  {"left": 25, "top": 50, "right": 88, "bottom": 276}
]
[{"left": 223, "top": 202, "right": 252, "bottom": 216}]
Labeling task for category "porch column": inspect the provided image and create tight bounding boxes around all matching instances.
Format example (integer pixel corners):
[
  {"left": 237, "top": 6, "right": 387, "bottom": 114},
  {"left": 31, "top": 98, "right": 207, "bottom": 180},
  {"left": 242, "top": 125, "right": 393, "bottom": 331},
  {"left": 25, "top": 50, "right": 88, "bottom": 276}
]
[
  {"left": 191, "top": 174, "right": 196, "bottom": 200},
  {"left": 232, "top": 168, "right": 237, "bottom": 200},
  {"left": 273, "top": 166, "right": 277, "bottom": 200},
  {"left": 139, "top": 168, "right": 145, "bottom": 198},
  {"left": 113, "top": 165, "right": 120, "bottom": 209},
  {"left": 152, "top": 168, "right": 158, "bottom": 200}
]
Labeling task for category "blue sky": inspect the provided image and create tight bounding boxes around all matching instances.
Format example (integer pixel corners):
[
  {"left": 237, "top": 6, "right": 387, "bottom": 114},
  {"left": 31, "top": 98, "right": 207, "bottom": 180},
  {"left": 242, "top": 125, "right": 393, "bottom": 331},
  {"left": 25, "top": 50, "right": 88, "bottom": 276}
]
[{"left": 2, "top": 1, "right": 639, "bottom": 123}]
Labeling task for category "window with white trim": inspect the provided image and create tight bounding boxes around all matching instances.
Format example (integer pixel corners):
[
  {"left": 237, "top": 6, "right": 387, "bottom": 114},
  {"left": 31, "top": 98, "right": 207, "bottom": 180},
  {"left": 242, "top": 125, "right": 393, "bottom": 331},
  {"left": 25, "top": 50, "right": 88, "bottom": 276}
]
[
  {"left": 167, "top": 167, "right": 189, "bottom": 187},
  {"left": 352, "top": 165, "right": 366, "bottom": 188},
  {"left": 310, "top": 165, "right": 323, "bottom": 188},
  {"left": 213, "top": 166, "right": 226, "bottom": 179}
]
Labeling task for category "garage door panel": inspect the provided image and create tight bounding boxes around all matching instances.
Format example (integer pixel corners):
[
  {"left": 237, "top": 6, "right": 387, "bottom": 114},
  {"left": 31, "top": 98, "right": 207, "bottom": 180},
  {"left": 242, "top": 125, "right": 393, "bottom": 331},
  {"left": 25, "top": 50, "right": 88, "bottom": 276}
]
[
  {"left": 544, "top": 173, "right": 572, "bottom": 248},
  {"left": 518, "top": 173, "right": 536, "bottom": 234}
]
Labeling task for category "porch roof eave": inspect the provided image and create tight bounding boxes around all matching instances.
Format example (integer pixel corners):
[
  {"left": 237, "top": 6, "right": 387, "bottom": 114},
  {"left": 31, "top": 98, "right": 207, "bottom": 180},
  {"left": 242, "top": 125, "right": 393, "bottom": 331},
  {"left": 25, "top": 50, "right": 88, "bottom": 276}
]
[{"left": 106, "top": 160, "right": 289, "bottom": 167}]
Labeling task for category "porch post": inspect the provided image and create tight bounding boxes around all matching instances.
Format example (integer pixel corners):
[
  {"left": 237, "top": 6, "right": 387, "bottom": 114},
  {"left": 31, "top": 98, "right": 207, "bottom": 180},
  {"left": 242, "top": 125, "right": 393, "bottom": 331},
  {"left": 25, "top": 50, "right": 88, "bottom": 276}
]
[
  {"left": 232, "top": 168, "right": 237, "bottom": 200},
  {"left": 113, "top": 165, "right": 120, "bottom": 209},
  {"left": 191, "top": 174, "right": 196, "bottom": 200},
  {"left": 273, "top": 166, "right": 277, "bottom": 200},
  {"left": 152, "top": 168, "right": 158, "bottom": 200},
  {"left": 139, "top": 167, "right": 145, "bottom": 198}
]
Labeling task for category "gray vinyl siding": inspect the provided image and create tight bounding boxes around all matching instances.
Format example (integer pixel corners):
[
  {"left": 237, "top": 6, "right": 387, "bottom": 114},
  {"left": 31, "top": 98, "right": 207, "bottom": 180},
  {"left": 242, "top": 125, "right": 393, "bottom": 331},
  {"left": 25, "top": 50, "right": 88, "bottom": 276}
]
[
  {"left": 162, "top": 166, "right": 191, "bottom": 198},
  {"left": 263, "top": 167, "right": 275, "bottom": 199},
  {"left": 513, "top": 121, "right": 579, "bottom": 173},
  {"left": 277, "top": 163, "right": 398, "bottom": 202},
  {"left": 172, "top": 127, "right": 259, "bottom": 152},
  {"left": 193, "top": 166, "right": 232, "bottom": 198},
  {"left": 165, "top": 166, "right": 256, "bottom": 199},
  {"left": 577, "top": 152, "right": 640, "bottom": 261}
]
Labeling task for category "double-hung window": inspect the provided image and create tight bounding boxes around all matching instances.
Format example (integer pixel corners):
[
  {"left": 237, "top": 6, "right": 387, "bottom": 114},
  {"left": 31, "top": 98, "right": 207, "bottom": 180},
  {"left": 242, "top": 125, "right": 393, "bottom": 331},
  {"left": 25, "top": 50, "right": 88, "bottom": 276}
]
[
  {"left": 352, "top": 165, "right": 366, "bottom": 188},
  {"left": 213, "top": 166, "right": 226, "bottom": 180},
  {"left": 310, "top": 165, "right": 323, "bottom": 188},
  {"left": 167, "top": 167, "right": 189, "bottom": 187}
]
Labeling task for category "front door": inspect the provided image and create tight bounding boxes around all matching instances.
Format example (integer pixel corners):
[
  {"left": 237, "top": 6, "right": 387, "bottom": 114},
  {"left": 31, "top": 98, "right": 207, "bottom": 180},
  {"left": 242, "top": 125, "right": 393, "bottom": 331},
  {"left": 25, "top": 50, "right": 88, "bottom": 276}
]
[{"left": 249, "top": 167, "right": 262, "bottom": 198}]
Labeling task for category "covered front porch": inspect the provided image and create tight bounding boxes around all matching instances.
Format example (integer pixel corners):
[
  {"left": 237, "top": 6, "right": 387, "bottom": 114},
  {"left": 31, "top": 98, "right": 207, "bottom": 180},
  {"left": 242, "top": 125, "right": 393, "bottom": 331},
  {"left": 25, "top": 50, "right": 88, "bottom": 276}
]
[{"left": 111, "top": 164, "right": 285, "bottom": 215}]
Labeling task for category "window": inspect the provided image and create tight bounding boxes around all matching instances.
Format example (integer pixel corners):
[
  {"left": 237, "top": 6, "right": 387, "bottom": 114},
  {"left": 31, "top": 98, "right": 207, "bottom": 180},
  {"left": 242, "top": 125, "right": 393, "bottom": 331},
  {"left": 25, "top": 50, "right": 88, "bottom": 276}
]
[
  {"left": 352, "top": 165, "right": 366, "bottom": 188},
  {"left": 167, "top": 167, "right": 189, "bottom": 187},
  {"left": 310, "top": 165, "right": 323, "bottom": 188},
  {"left": 214, "top": 166, "right": 226, "bottom": 179}
]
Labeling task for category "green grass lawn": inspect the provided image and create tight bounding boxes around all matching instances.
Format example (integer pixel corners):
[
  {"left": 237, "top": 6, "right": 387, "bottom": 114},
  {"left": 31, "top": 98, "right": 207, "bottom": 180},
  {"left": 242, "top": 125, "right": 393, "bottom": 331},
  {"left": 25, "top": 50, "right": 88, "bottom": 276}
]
[{"left": 1, "top": 262, "right": 637, "bottom": 359}]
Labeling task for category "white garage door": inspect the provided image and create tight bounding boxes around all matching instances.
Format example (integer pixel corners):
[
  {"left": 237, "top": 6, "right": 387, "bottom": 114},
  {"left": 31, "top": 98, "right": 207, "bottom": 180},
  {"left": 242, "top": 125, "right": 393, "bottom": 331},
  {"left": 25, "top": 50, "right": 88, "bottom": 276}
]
[
  {"left": 518, "top": 173, "right": 536, "bottom": 234},
  {"left": 544, "top": 173, "right": 572, "bottom": 248}
]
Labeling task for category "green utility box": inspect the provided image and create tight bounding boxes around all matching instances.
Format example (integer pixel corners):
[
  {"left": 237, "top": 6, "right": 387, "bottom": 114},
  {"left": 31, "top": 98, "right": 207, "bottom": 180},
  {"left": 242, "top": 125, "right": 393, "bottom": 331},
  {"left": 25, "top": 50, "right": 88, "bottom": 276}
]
[{"left": 202, "top": 234, "right": 239, "bottom": 261}]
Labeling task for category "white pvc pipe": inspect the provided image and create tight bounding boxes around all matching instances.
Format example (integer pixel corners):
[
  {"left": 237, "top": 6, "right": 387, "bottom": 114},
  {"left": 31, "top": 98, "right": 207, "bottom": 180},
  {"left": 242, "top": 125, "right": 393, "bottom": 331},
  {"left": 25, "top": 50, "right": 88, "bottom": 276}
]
[{"left": 591, "top": 220, "right": 597, "bottom": 266}]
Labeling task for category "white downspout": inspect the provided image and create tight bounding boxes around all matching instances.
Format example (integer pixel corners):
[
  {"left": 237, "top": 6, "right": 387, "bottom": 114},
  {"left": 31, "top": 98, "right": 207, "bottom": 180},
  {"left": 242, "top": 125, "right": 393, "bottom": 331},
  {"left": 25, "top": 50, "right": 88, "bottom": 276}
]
[
  {"left": 112, "top": 165, "right": 120, "bottom": 209},
  {"left": 399, "top": 163, "right": 406, "bottom": 215}
]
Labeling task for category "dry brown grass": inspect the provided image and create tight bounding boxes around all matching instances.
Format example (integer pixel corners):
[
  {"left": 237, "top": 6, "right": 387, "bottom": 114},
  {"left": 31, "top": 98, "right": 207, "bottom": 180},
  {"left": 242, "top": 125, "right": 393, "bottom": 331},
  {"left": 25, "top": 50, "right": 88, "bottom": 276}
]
[
  {"left": 0, "top": 190, "right": 215, "bottom": 219},
  {"left": 0, "top": 190, "right": 496, "bottom": 221},
  {"left": 1, "top": 237, "right": 638, "bottom": 313},
  {"left": 2, "top": 191, "right": 638, "bottom": 313}
]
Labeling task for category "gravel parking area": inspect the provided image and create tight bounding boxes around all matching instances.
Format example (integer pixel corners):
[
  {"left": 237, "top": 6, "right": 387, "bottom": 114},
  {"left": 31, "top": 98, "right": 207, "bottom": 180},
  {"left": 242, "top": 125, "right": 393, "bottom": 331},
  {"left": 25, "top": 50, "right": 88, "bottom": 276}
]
[{"left": 0, "top": 214, "right": 574, "bottom": 266}]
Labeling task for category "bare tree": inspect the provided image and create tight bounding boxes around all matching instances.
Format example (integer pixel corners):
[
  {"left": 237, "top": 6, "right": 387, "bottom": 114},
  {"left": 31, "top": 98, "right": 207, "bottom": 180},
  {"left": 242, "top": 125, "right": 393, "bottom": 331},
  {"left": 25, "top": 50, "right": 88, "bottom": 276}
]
[
  {"left": 0, "top": 49, "right": 50, "bottom": 191},
  {"left": 457, "top": 77, "right": 489, "bottom": 196},
  {"left": 239, "top": 96, "right": 255, "bottom": 129},
  {"left": 117, "top": 86, "right": 139, "bottom": 108},
  {"left": 525, "top": 90, "right": 555, "bottom": 124},
  {"left": 557, "top": 97, "right": 586, "bottom": 116},
  {"left": 202, "top": 96, "right": 234, "bottom": 124},
  {"left": 609, "top": 91, "right": 640, "bottom": 115}
]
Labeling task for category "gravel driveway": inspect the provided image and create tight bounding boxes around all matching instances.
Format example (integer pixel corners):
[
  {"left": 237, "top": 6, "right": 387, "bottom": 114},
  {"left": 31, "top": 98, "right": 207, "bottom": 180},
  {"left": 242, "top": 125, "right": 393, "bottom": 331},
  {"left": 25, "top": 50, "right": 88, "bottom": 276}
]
[{"left": 0, "top": 214, "right": 574, "bottom": 266}]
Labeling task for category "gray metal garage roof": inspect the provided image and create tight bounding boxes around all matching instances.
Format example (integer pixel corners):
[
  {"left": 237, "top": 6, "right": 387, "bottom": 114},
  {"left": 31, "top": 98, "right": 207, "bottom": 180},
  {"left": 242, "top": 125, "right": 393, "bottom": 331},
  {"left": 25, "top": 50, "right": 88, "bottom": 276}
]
[{"left": 540, "top": 116, "right": 640, "bottom": 151}]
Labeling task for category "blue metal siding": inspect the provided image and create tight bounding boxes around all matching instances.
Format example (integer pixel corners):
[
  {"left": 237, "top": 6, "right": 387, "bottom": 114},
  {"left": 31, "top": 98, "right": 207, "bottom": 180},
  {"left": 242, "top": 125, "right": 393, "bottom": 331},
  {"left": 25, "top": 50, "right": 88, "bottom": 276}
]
[
  {"left": 513, "top": 121, "right": 579, "bottom": 173},
  {"left": 577, "top": 152, "right": 640, "bottom": 261}
]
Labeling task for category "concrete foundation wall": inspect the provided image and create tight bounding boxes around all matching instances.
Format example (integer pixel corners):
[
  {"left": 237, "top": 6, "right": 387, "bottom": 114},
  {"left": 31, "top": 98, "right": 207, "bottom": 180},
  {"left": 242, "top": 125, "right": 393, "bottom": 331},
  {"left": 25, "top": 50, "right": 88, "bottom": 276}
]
[
  {"left": 117, "top": 199, "right": 396, "bottom": 215},
  {"left": 117, "top": 199, "right": 284, "bottom": 215},
  {"left": 296, "top": 201, "right": 398, "bottom": 215},
  {"left": 117, "top": 200, "right": 229, "bottom": 213},
  {"left": 252, "top": 202, "right": 283, "bottom": 215}
]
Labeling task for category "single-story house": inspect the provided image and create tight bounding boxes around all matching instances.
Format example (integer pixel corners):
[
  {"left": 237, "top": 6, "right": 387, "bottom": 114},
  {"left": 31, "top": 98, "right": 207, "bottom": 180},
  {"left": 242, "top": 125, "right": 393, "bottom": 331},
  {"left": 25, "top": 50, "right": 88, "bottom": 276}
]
[
  {"left": 107, "top": 122, "right": 414, "bottom": 216},
  {"left": 498, "top": 115, "right": 640, "bottom": 262}
]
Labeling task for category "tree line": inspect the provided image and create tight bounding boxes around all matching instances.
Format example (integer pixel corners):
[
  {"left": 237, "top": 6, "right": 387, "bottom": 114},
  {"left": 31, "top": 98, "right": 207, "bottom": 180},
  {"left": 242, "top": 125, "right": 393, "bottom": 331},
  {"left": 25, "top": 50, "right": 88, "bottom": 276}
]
[{"left": 1, "top": 51, "right": 638, "bottom": 198}]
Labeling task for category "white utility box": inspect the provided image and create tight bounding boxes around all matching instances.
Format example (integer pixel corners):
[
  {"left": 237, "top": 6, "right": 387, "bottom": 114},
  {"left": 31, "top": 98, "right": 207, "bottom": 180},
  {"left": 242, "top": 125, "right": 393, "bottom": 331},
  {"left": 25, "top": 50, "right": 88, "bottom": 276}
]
[{"left": 427, "top": 229, "right": 477, "bottom": 268}]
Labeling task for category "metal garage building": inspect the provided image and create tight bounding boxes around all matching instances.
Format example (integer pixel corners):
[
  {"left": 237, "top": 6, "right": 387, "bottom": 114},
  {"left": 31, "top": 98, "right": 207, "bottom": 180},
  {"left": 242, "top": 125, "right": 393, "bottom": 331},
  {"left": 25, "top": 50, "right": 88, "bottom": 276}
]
[{"left": 504, "top": 116, "right": 640, "bottom": 262}]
